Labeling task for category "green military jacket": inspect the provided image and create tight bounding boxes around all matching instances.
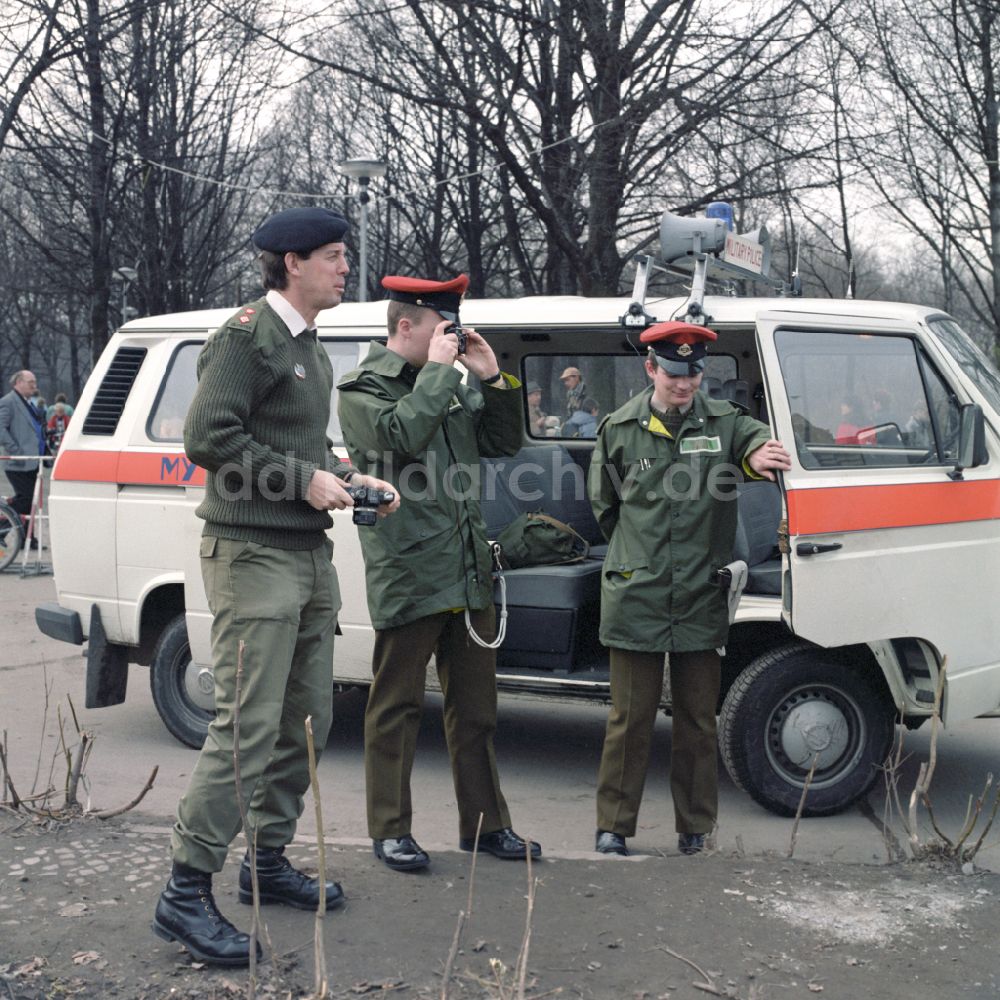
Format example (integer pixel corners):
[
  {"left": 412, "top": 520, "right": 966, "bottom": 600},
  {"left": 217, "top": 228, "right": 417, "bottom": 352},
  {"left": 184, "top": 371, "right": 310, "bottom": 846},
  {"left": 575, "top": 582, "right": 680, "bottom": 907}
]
[
  {"left": 588, "top": 387, "right": 771, "bottom": 653},
  {"left": 337, "top": 342, "right": 522, "bottom": 630}
]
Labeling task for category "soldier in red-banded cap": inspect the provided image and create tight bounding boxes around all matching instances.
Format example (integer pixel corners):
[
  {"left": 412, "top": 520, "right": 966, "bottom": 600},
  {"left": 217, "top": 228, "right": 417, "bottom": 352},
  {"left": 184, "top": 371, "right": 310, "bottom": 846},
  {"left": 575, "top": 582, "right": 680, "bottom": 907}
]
[
  {"left": 337, "top": 273, "right": 542, "bottom": 872},
  {"left": 588, "top": 321, "right": 791, "bottom": 858}
]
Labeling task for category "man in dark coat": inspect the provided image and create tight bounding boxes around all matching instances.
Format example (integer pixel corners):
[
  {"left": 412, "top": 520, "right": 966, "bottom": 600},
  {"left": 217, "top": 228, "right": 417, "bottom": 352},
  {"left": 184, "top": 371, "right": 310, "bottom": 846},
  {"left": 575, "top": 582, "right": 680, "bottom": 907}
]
[
  {"left": 588, "top": 321, "right": 791, "bottom": 857},
  {"left": 0, "top": 371, "right": 45, "bottom": 520}
]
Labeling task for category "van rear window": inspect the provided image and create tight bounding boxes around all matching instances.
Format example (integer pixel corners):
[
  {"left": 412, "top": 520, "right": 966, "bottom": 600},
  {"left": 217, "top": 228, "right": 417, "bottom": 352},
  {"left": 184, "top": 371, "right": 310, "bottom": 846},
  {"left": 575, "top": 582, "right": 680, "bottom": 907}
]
[{"left": 81, "top": 347, "right": 147, "bottom": 435}]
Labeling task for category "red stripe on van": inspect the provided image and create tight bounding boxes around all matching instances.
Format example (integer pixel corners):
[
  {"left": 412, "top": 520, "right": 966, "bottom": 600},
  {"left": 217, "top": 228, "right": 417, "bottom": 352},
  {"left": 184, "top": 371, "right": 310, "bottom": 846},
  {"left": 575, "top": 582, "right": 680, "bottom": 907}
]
[
  {"left": 52, "top": 450, "right": 120, "bottom": 482},
  {"left": 786, "top": 480, "right": 1000, "bottom": 535},
  {"left": 52, "top": 449, "right": 206, "bottom": 487}
]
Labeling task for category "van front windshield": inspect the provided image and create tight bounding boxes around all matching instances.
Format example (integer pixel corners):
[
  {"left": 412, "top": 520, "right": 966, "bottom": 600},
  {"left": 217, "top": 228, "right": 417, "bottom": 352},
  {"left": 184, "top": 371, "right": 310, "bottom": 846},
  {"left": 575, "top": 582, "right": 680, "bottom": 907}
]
[{"left": 930, "top": 318, "right": 1000, "bottom": 416}]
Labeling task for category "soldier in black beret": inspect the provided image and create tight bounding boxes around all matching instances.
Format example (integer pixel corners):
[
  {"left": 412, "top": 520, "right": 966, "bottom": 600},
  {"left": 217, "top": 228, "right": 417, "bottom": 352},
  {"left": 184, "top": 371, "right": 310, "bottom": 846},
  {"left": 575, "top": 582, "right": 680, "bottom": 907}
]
[{"left": 153, "top": 206, "right": 399, "bottom": 967}]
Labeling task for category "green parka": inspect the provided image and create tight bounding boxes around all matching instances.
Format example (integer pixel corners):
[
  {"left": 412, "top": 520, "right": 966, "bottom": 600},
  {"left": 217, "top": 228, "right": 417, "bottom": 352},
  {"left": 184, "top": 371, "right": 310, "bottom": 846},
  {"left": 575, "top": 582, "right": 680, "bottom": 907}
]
[
  {"left": 337, "top": 342, "right": 522, "bottom": 630},
  {"left": 588, "top": 387, "right": 771, "bottom": 653}
]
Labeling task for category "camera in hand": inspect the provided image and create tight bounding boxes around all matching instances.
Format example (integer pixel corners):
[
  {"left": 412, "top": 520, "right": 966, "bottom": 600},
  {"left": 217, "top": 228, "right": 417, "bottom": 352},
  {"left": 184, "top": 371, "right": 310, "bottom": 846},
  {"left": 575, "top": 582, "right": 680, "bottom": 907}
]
[
  {"left": 447, "top": 323, "right": 467, "bottom": 355},
  {"left": 347, "top": 484, "right": 395, "bottom": 527}
]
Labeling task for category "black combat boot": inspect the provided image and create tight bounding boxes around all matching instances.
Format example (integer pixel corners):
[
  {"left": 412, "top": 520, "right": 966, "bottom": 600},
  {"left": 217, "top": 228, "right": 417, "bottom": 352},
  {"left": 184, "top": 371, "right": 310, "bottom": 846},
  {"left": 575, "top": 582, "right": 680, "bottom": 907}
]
[
  {"left": 152, "top": 862, "right": 261, "bottom": 967},
  {"left": 239, "top": 845, "right": 344, "bottom": 911}
]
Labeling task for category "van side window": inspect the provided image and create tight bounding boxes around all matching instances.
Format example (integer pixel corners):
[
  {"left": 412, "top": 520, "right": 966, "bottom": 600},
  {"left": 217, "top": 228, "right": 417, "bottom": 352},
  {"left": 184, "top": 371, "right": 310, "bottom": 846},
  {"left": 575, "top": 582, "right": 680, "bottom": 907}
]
[
  {"left": 322, "top": 341, "right": 363, "bottom": 445},
  {"left": 148, "top": 340, "right": 362, "bottom": 445},
  {"left": 774, "top": 329, "right": 961, "bottom": 468},
  {"left": 149, "top": 343, "right": 199, "bottom": 441},
  {"left": 522, "top": 353, "right": 737, "bottom": 438}
]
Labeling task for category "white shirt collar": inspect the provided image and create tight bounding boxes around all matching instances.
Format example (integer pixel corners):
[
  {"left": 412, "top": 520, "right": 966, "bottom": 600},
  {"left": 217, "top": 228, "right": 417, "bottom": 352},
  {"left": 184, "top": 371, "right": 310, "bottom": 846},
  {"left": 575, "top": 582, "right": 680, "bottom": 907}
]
[{"left": 266, "top": 289, "right": 312, "bottom": 338}]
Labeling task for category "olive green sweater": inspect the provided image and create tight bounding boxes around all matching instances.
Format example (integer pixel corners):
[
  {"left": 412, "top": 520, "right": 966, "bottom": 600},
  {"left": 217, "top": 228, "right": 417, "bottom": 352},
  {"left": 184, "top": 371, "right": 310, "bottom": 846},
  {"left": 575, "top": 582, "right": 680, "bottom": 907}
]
[{"left": 184, "top": 298, "right": 356, "bottom": 550}]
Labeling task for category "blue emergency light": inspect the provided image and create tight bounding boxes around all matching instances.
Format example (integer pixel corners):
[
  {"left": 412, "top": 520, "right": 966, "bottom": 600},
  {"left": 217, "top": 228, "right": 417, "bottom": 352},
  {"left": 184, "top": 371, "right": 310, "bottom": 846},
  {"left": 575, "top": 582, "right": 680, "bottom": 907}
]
[{"left": 705, "top": 201, "right": 734, "bottom": 231}]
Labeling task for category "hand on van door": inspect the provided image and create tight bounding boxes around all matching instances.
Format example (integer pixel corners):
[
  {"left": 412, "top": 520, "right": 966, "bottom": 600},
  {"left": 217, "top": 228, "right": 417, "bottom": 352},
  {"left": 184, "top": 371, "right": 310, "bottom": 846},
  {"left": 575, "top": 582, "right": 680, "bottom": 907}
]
[{"left": 746, "top": 439, "right": 792, "bottom": 481}]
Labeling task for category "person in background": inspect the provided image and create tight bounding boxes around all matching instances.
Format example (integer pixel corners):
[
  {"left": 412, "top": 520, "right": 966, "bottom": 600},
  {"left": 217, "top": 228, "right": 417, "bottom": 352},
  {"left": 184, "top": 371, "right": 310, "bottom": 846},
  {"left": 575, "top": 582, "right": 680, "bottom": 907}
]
[
  {"left": 46, "top": 402, "right": 71, "bottom": 452},
  {"left": 0, "top": 371, "right": 46, "bottom": 528},
  {"left": 152, "top": 206, "right": 399, "bottom": 969},
  {"left": 559, "top": 366, "right": 586, "bottom": 418},
  {"left": 589, "top": 321, "right": 791, "bottom": 859},
  {"left": 526, "top": 381, "right": 547, "bottom": 435},
  {"left": 338, "top": 273, "right": 541, "bottom": 874},
  {"left": 46, "top": 392, "right": 75, "bottom": 420},
  {"left": 562, "top": 397, "right": 599, "bottom": 438},
  {"left": 834, "top": 397, "right": 864, "bottom": 444}
]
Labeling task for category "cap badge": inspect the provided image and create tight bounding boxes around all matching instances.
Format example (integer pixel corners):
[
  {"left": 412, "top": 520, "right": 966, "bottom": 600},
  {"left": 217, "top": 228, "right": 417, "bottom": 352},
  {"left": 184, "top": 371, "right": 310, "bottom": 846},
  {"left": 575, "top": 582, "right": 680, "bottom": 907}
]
[
  {"left": 677, "top": 343, "right": 693, "bottom": 357},
  {"left": 294, "top": 363, "right": 306, "bottom": 380}
]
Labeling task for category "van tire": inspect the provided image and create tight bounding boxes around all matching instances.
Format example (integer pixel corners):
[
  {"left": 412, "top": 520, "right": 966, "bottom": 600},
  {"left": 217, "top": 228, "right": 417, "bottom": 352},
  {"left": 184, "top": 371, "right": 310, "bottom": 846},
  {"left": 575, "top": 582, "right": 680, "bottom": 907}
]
[
  {"left": 718, "top": 643, "right": 894, "bottom": 817},
  {"left": 150, "top": 614, "right": 214, "bottom": 749}
]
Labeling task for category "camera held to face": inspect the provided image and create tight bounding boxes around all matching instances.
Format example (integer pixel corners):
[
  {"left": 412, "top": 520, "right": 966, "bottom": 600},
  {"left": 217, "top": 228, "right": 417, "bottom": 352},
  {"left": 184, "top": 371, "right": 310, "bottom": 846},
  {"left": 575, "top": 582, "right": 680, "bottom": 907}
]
[
  {"left": 347, "top": 484, "right": 395, "bottom": 527},
  {"left": 446, "top": 323, "right": 467, "bottom": 355}
]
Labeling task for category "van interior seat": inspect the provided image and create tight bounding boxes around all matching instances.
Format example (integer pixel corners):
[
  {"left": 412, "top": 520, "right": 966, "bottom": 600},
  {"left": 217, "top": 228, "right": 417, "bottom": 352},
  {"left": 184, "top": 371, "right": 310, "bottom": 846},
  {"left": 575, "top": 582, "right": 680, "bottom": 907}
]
[
  {"left": 722, "top": 378, "right": 751, "bottom": 410},
  {"left": 480, "top": 444, "right": 604, "bottom": 669},
  {"left": 733, "top": 480, "right": 782, "bottom": 595},
  {"left": 701, "top": 375, "right": 723, "bottom": 399}
]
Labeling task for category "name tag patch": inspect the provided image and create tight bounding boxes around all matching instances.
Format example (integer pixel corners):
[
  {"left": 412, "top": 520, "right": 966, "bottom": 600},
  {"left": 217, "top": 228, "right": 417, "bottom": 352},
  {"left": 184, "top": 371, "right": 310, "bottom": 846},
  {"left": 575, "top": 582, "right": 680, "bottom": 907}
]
[{"left": 679, "top": 435, "right": 721, "bottom": 454}]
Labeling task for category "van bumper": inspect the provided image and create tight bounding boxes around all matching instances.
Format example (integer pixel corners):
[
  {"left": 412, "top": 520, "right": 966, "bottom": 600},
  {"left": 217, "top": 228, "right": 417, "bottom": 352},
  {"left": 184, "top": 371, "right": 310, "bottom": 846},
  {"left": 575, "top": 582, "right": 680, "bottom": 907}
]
[{"left": 35, "top": 603, "right": 84, "bottom": 645}]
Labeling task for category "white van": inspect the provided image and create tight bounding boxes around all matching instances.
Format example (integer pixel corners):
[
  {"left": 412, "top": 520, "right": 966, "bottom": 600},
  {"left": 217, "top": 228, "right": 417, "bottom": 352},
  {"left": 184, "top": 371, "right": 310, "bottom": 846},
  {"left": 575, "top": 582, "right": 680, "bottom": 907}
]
[{"left": 36, "top": 211, "right": 1000, "bottom": 819}]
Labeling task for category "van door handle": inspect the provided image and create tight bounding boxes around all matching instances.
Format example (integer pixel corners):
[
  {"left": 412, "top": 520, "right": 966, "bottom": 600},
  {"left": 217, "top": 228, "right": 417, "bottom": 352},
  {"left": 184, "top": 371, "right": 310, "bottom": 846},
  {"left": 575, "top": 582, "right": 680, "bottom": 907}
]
[{"left": 796, "top": 541, "right": 843, "bottom": 556}]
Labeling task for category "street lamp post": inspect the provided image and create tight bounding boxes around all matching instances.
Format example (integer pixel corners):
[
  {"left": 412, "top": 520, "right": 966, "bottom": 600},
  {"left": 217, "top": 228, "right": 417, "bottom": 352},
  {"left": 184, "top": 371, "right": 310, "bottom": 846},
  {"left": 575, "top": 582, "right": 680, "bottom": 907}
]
[
  {"left": 337, "top": 157, "right": 387, "bottom": 302},
  {"left": 113, "top": 266, "right": 138, "bottom": 329}
]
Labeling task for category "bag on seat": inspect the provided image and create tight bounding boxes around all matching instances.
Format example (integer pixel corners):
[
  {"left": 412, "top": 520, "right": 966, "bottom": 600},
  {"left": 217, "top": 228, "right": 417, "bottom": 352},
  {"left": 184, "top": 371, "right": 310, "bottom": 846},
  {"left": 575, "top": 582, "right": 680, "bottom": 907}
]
[{"left": 496, "top": 512, "right": 590, "bottom": 570}]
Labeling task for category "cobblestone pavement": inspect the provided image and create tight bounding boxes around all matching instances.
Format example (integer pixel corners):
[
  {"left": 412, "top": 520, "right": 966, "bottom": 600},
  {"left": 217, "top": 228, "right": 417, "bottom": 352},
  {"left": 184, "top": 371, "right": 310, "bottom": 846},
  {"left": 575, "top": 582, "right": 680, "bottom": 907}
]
[{"left": 2, "top": 812, "right": 1000, "bottom": 999}]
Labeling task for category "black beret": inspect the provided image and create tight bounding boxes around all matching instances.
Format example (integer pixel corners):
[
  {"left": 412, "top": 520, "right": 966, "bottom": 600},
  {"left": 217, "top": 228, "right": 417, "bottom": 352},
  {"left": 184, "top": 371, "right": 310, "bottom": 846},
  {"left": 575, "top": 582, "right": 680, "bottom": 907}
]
[
  {"left": 252, "top": 207, "right": 349, "bottom": 254},
  {"left": 381, "top": 274, "right": 469, "bottom": 321}
]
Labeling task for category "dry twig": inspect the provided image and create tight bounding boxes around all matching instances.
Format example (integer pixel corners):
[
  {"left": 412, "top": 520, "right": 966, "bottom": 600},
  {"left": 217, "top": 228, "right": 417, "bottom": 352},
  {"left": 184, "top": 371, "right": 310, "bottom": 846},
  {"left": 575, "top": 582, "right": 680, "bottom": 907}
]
[
  {"left": 658, "top": 944, "right": 721, "bottom": 995},
  {"left": 514, "top": 841, "right": 537, "bottom": 1000},
  {"left": 305, "top": 714, "right": 329, "bottom": 1000},
  {"left": 233, "top": 639, "right": 260, "bottom": 997},
  {"left": 787, "top": 753, "right": 819, "bottom": 858},
  {"left": 92, "top": 766, "right": 159, "bottom": 819},
  {"left": 440, "top": 812, "right": 483, "bottom": 1000}
]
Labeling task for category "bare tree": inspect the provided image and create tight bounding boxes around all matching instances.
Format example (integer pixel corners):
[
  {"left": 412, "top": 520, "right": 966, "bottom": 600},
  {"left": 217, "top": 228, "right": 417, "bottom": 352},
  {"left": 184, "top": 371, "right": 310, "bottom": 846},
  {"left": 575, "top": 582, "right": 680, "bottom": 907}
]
[
  {"left": 224, "top": 0, "right": 846, "bottom": 296},
  {"left": 0, "top": 0, "right": 279, "bottom": 372},
  {"left": 844, "top": 0, "right": 1000, "bottom": 349}
]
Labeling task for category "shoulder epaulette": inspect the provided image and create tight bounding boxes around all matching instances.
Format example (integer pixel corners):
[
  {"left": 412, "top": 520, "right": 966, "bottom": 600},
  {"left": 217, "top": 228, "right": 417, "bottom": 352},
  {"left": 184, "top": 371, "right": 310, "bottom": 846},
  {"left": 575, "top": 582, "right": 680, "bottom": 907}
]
[{"left": 225, "top": 304, "right": 261, "bottom": 332}]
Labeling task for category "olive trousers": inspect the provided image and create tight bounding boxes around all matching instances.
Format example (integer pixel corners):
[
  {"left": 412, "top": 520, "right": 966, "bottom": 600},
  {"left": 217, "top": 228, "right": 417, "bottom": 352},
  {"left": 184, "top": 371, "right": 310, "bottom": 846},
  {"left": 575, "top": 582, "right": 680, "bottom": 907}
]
[
  {"left": 365, "top": 607, "right": 511, "bottom": 841},
  {"left": 596, "top": 648, "right": 721, "bottom": 837},
  {"left": 171, "top": 537, "right": 340, "bottom": 873}
]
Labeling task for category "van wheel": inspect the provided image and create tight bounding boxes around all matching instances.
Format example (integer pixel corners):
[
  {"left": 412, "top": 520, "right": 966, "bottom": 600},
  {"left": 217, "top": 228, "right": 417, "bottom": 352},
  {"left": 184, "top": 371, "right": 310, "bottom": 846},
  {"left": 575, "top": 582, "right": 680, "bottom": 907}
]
[
  {"left": 150, "top": 614, "right": 214, "bottom": 749},
  {"left": 718, "top": 643, "right": 894, "bottom": 817}
]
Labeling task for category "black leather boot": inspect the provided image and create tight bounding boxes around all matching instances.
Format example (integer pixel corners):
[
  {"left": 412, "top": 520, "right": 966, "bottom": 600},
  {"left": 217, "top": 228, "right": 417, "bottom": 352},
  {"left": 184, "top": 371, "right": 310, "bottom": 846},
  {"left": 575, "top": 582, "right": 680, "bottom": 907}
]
[
  {"left": 239, "top": 846, "right": 344, "bottom": 911},
  {"left": 152, "top": 862, "right": 261, "bottom": 967}
]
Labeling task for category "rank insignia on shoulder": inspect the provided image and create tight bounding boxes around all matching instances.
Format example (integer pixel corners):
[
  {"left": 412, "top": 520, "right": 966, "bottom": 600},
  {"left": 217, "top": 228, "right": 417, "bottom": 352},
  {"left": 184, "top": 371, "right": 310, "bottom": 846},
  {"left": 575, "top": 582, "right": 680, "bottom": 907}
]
[
  {"left": 245, "top": 308, "right": 255, "bottom": 315},
  {"left": 294, "top": 363, "right": 306, "bottom": 380},
  {"left": 239, "top": 315, "right": 250, "bottom": 324}
]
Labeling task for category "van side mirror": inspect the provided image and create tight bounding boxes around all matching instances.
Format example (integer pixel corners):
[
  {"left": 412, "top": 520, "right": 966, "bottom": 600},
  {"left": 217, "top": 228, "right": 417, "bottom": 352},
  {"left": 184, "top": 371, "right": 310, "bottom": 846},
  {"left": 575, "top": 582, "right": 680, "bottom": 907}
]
[{"left": 949, "top": 403, "right": 988, "bottom": 479}]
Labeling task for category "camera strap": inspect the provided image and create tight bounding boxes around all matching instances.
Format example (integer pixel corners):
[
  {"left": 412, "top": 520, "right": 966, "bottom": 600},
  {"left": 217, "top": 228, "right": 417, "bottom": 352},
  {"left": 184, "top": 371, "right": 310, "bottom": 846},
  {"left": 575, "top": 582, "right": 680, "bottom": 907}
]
[{"left": 466, "top": 541, "right": 508, "bottom": 649}]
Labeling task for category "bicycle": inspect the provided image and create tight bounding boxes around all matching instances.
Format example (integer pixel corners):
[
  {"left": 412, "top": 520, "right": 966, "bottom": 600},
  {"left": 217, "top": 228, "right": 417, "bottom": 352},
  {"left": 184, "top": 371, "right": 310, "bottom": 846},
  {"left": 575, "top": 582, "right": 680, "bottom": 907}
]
[
  {"left": 0, "top": 495, "right": 24, "bottom": 571},
  {"left": 1, "top": 453, "right": 47, "bottom": 573}
]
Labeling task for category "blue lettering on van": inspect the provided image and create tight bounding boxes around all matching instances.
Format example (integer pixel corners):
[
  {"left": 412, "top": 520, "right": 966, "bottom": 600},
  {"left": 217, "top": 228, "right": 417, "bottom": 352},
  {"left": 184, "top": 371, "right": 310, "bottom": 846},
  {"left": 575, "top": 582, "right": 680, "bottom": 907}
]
[{"left": 161, "top": 456, "right": 197, "bottom": 482}]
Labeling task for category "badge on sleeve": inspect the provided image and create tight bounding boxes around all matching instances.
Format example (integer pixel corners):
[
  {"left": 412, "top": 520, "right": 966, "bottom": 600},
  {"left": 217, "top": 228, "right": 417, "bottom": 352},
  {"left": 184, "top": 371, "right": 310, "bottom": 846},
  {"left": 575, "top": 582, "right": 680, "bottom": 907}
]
[{"left": 294, "top": 364, "right": 306, "bottom": 380}]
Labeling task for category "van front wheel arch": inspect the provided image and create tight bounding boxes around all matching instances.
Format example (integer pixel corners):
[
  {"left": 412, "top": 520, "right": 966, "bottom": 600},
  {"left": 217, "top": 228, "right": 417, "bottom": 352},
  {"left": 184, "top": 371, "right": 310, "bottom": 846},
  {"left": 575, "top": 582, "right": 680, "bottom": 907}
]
[
  {"left": 150, "top": 614, "right": 214, "bottom": 749},
  {"left": 718, "top": 643, "right": 895, "bottom": 817}
]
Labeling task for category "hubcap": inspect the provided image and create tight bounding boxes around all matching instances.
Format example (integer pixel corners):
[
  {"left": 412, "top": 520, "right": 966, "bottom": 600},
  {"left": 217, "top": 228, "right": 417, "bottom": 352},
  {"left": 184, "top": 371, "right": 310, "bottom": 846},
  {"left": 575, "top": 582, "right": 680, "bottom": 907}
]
[
  {"left": 765, "top": 683, "right": 865, "bottom": 790},
  {"left": 182, "top": 654, "right": 215, "bottom": 712}
]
